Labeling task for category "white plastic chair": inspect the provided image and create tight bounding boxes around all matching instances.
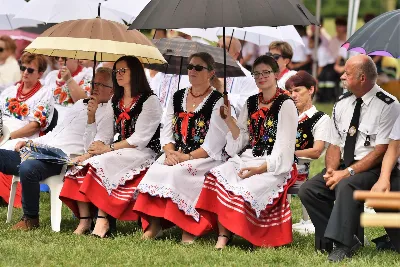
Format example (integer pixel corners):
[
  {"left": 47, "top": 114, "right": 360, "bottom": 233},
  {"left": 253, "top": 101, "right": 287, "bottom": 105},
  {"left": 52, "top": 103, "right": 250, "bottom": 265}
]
[{"left": 6, "top": 165, "right": 67, "bottom": 232}]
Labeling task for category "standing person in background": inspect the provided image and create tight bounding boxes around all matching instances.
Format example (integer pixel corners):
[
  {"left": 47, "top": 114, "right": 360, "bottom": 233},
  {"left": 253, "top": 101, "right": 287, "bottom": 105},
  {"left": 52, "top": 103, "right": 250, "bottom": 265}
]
[
  {"left": 290, "top": 26, "right": 312, "bottom": 74},
  {"left": 267, "top": 41, "right": 297, "bottom": 90},
  {"left": 0, "top": 36, "right": 20, "bottom": 93}
]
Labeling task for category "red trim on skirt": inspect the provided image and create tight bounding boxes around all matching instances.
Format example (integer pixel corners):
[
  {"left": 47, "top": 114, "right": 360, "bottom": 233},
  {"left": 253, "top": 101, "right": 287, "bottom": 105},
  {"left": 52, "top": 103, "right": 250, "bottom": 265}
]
[
  {"left": 60, "top": 165, "right": 145, "bottom": 221},
  {"left": 195, "top": 168, "right": 298, "bottom": 247},
  {"left": 0, "top": 173, "right": 21, "bottom": 208},
  {"left": 133, "top": 192, "right": 217, "bottom": 236}
]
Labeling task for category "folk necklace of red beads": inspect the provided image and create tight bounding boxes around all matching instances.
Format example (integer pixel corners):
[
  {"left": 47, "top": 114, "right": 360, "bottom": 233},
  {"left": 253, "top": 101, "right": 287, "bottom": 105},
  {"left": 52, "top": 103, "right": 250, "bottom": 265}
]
[
  {"left": 56, "top": 65, "right": 83, "bottom": 87},
  {"left": 16, "top": 81, "right": 42, "bottom": 102},
  {"left": 258, "top": 88, "right": 280, "bottom": 105}
]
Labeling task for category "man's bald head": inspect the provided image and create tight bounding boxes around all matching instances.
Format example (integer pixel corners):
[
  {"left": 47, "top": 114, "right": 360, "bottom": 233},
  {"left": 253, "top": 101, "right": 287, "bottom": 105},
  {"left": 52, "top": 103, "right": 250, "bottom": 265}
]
[
  {"left": 347, "top": 54, "right": 377, "bottom": 85},
  {"left": 218, "top": 37, "right": 242, "bottom": 60}
]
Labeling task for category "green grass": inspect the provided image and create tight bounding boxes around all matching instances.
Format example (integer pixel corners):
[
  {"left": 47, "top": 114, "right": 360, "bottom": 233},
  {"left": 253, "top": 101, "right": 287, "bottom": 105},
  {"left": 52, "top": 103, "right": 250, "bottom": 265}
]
[{"left": 0, "top": 103, "right": 398, "bottom": 266}]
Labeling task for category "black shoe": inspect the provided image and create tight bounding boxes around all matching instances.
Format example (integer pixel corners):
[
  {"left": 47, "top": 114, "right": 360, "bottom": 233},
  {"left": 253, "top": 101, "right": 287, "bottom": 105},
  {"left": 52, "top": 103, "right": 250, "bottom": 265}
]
[
  {"left": 328, "top": 236, "right": 361, "bottom": 262},
  {"left": 315, "top": 236, "right": 333, "bottom": 254},
  {"left": 372, "top": 235, "right": 397, "bottom": 252}
]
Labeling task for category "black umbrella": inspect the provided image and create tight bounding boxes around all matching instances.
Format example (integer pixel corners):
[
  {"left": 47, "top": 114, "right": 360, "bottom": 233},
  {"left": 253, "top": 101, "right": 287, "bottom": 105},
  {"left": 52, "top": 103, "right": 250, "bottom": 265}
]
[
  {"left": 144, "top": 38, "right": 245, "bottom": 80},
  {"left": 129, "top": 0, "right": 318, "bottom": 117},
  {"left": 342, "top": 9, "right": 400, "bottom": 58}
]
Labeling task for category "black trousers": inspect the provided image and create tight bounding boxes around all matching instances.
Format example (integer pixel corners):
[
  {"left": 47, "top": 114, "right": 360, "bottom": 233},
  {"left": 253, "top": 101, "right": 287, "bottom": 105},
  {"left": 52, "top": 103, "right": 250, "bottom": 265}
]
[
  {"left": 0, "top": 149, "right": 62, "bottom": 218},
  {"left": 299, "top": 166, "right": 382, "bottom": 248}
]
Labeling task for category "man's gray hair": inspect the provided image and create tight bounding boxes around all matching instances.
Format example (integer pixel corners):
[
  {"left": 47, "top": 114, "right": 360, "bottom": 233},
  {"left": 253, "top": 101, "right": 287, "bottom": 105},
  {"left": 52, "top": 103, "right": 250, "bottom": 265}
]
[
  {"left": 357, "top": 56, "right": 378, "bottom": 84},
  {"left": 96, "top": 67, "right": 113, "bottom": 83}
]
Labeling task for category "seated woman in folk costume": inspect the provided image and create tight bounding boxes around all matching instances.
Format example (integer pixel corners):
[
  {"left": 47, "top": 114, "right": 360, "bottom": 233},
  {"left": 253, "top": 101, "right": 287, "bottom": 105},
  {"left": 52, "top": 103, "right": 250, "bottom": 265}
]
[
  {"left": 133, "top": 52, "right": 229, "bottom": 243},
  {"left": 59, "top": 56, "right": 162, "bottom": 238},
  {"left": 0, "top": 52, "right": 54, "bottom": 207},
  {"left": 195, "top": 55, "right": 298, "bottom": 249},
  {"left": 44, "top": 56, "right": 92, "bottom": 121},
  {"left": 285, "top": 71, "right": 330, "bottom": 233}
]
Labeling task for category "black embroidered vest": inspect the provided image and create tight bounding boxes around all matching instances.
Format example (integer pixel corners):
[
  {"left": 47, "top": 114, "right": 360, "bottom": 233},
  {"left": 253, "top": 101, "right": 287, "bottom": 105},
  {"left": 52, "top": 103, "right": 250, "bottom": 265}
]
[
  {"left": 172, "top": 88, "right": 222, "bottom": 154},
  {"left": 243, "top": 93, "right": 292, "bottom": 157},
  {"left": 112, "top": 93, "right": 161, "bottom": 153},
  {"left": 296, "top": 111, "right": 325, "bottom": 150}
]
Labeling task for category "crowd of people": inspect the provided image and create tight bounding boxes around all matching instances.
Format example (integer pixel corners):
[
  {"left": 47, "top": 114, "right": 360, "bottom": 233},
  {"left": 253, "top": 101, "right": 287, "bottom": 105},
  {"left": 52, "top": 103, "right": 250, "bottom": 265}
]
[{"left": 0, "top": 24, "right": 399, "bottom": 264}]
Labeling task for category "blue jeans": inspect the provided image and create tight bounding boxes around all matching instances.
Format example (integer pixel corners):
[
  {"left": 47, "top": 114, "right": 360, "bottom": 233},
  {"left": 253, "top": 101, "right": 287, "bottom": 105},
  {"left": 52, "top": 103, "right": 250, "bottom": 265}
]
[{"left": 0, "top": 149, "right": 62, "bottom": 218}]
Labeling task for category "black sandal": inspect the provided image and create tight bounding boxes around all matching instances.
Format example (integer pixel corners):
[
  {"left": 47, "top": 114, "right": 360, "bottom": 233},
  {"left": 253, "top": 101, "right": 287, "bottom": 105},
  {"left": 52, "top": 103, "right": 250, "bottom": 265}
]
[
  {"left": 91, "top": 215, "right": 116, "bottom": 238},
  {"left": 75, "top": 216, "right": 93, "bottom": 235}
]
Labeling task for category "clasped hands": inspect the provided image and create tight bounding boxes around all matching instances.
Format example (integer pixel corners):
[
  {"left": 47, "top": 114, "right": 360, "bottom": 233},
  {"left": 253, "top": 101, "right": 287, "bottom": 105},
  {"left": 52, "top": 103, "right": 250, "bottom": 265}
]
[
  {"left": 323, "top": 168, "right": 350, "bottom": 190},
  {"left": 164, "top": 149, "right": 190, "bottom": 166}
]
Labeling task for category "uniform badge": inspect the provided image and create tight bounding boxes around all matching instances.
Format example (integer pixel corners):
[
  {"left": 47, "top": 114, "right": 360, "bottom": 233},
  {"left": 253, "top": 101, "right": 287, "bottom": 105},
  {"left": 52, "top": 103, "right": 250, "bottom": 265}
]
[{"left": 348, "top": 126, "right": 357, "bottom": 136}]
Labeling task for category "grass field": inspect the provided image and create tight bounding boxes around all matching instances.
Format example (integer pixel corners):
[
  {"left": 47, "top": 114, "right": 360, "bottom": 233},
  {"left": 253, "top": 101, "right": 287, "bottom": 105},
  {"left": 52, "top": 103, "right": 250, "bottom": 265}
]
[{"left": 0, "top": 103, "right": 398, "bottom": 267}]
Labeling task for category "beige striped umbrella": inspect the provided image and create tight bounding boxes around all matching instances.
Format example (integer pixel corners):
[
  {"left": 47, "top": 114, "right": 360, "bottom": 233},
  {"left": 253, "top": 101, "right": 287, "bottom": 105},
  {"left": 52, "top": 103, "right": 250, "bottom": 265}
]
[{"left": 25, "top": 18, "right": 166, "bottom": 64}]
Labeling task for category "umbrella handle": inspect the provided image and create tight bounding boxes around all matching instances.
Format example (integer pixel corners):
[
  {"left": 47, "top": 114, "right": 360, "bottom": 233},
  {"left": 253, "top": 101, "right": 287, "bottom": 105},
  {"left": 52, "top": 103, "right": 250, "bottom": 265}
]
[{"left": 219, "top": 94, "right": 228, "bottom": 119}]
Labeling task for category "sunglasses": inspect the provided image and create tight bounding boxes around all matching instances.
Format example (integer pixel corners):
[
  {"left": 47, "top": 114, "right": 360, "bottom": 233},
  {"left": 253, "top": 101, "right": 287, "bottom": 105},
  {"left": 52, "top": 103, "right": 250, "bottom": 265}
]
[
  {"left": 54, "top": 56, "right": 67, "bottom": 61},
  {"left": 252, "top": 70, "right": 273, "bottom": 79},
  {"left": 20, "top": 65, "right": 36, "bottom": 74},
  {"left": 93, "top": 82, "right": 113, "bottom": 89},
  {"left": 112, "top": 68, "right": 129, "bottom": 75},
  {"left": 187, "top": 64, "right": 210, "bottom": 71},
  {"left": 0, "top": 47, "right": 4, "bottom": 53},
  {"left": 265, "top": 52, "right": 283, "bottom": 61}
]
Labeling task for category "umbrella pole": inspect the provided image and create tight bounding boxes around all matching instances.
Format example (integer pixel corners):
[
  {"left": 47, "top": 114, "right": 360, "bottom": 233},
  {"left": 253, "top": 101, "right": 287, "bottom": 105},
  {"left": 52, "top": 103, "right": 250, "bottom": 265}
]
[
  {"left": 228, "top": 29, "right": 235, "bottom": 52},
  {"left": 220, "top": 27, "right": 228, "bottom": 119},
  {"left": 92, "top": 52, "right": 97, "bottom": 94},
  {"left": 153, "top": 29, "right": 157, "bottom": 39},
  {"left": 178, "top": 57, "right": 183, "bottom": 90}
]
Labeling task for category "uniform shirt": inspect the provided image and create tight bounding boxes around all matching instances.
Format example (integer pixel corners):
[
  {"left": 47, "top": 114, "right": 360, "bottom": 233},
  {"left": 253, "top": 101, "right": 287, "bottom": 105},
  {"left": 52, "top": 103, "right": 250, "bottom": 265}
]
[
  {"left": 329, "top": 84, "right": 400, "bottom": 161},
  {"left": 292, "top": 36, "right": 312, "bottom": 63},
  {"left": 389, "top": 115, "right": 400, "bottom": 170},
  {"left": 33, "top": 99, "right": 114, "bottom": 156}
]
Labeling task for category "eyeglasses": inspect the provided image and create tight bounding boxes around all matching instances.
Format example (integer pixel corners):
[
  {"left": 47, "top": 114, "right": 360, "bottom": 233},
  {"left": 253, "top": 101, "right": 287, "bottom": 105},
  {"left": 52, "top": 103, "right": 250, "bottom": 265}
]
[
  {"left": 0, "top": 47, "right": 4, "bottom": 53},
  {"left": 187, "top": 64, "right": 210, "bottom": 71},
  {"left": 265, "top": 52, "right": 283, "bottom": 61},
  {"left": 112, "top": 68, "right": 129, "bottom": 75},
  {"left": 93, "top": 82, "right": 113, "bottom": 89},
  {"left": 252, "top": 70, "right": 273, "bottom": 79},
  {"left": 54, "top": 56, "right": 67, "bottom": 61},
  {"left": 20, "top": 65, "right": 36, "bottom": 74}
]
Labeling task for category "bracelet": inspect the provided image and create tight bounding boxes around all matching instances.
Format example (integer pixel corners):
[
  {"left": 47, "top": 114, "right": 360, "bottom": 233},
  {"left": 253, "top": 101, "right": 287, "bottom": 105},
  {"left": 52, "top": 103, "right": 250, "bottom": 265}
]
[
  {"left": 188, "top": 153, "right": 194, "bottom": 160},
  {"left": 110, "top": 144, "right": 115, "bottom": 151}
]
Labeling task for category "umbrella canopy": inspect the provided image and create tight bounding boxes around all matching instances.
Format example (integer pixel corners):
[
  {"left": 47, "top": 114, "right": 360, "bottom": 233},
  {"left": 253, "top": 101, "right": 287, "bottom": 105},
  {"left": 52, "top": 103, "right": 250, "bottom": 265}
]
[
  {"left": 215, "top": 26, "right": 304, "bottom": 48},
  {"left": 24, "top": 18, "right": 166, "bottom": 64},
  {"left": 144, "top": 37, "right": 245, "bottom": 77},
  {"left": 0, "top": 0, "right": 39, "bottom": 30},
  {"left": 102, "top": 0, "right": 151, "bottom": 24},
  {"left": 128, "top": 0, "right": 318, "bottom": 29},
  {"left": 14, "top": 0, "right": 125, "bottom": 24},
  {"left": 342, "top": 9, "right": 400, "bottom": 58}
]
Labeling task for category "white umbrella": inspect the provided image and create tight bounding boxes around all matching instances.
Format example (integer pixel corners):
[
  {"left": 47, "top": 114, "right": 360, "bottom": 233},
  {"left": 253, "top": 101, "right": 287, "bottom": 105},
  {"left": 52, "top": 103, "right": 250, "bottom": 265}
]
[
  {"left": 102, "top": 0, "right": 151, "bottom": 24},
  {"left": 0, "top": 0, "right": 39, "bottom": 30},
  {"left": 216, "top": 26, "right": 305, "bottom": 49},
  {"left": 14, "top": 0, "right": 125, "bottom": 24}
]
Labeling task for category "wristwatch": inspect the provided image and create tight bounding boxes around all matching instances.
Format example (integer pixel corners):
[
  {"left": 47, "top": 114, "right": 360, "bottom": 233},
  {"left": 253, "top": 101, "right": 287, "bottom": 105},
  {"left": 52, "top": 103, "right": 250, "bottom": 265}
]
[
  {"left": 110, "top": 144, "right": 115, "bottom": 151},
  {"left": 347, "top": 167, "right": 355, "bottom": 176}
]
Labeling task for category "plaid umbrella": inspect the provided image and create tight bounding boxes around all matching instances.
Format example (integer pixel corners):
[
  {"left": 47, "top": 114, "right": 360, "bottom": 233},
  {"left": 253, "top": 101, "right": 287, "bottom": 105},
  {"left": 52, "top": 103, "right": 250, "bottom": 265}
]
[
  {"left": 144, "top": 37, "right": 245, "bottom": 78},
  {"left": 342, "top": 9, "right": 400, "bottom": 58}
]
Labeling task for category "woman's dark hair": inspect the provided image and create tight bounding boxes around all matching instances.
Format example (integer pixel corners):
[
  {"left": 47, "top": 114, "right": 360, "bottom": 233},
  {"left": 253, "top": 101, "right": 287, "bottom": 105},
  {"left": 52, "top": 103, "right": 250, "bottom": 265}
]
[
  {"left": 252, "top": 55, "right": 279, "bottom": 73},
  {"left": 188, "top": 52, "right": 215, "bottom": 71},
  {"left": 112, "top": 56, "right": 152, "bottom": 102},
  {"left": 285, "top": 70, "right": 317, "bottom": 98}
]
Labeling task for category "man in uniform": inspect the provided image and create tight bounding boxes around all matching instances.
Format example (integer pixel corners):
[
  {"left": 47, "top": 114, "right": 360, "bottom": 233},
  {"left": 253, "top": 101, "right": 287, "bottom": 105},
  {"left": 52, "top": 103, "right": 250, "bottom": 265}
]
[{"left": 298, "top": 54, "right": 400, "bottom": 262}]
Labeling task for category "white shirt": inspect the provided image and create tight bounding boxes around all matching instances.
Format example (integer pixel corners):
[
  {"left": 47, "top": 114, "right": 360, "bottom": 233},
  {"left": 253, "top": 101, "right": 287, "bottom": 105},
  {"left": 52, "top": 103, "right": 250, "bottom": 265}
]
[
  {"left": 85, "top": 95, "right": 162, "bottom": 150},
  {"left": 299, "top": 105, "right": 331, "bottom": 143},
  {"left": 33, "top": 99, "right": 113, "bottom": 156},
  {"left": 329, "top": 85, "right": 400, "bottom": 161},
  {"left": 278, "top": 70, "right": 297, "bottom": 90},
  {"left": 292, "top": 36, "right": 312, "bottom": 62},
  {"left": 0, "top": 56, "right": 20, "bottom": 93},
  {"left": 225, "top": 62, "right": 258, "bottom": 116},
  {"left": 316, "top": 45, "right": 335, "bottom": 68},
  {"left": 389, "top": 115, "right": 400, "bottom": 169}
]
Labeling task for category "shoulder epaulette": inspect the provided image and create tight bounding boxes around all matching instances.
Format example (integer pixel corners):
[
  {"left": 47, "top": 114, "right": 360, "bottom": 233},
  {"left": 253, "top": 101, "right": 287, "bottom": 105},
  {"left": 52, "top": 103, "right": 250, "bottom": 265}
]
[
  {"left": 337, "top": 91, "right": 353, "bottom": 102},
  {"left": 376, "top": 91, "right": 395, "bottom": 104}
]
